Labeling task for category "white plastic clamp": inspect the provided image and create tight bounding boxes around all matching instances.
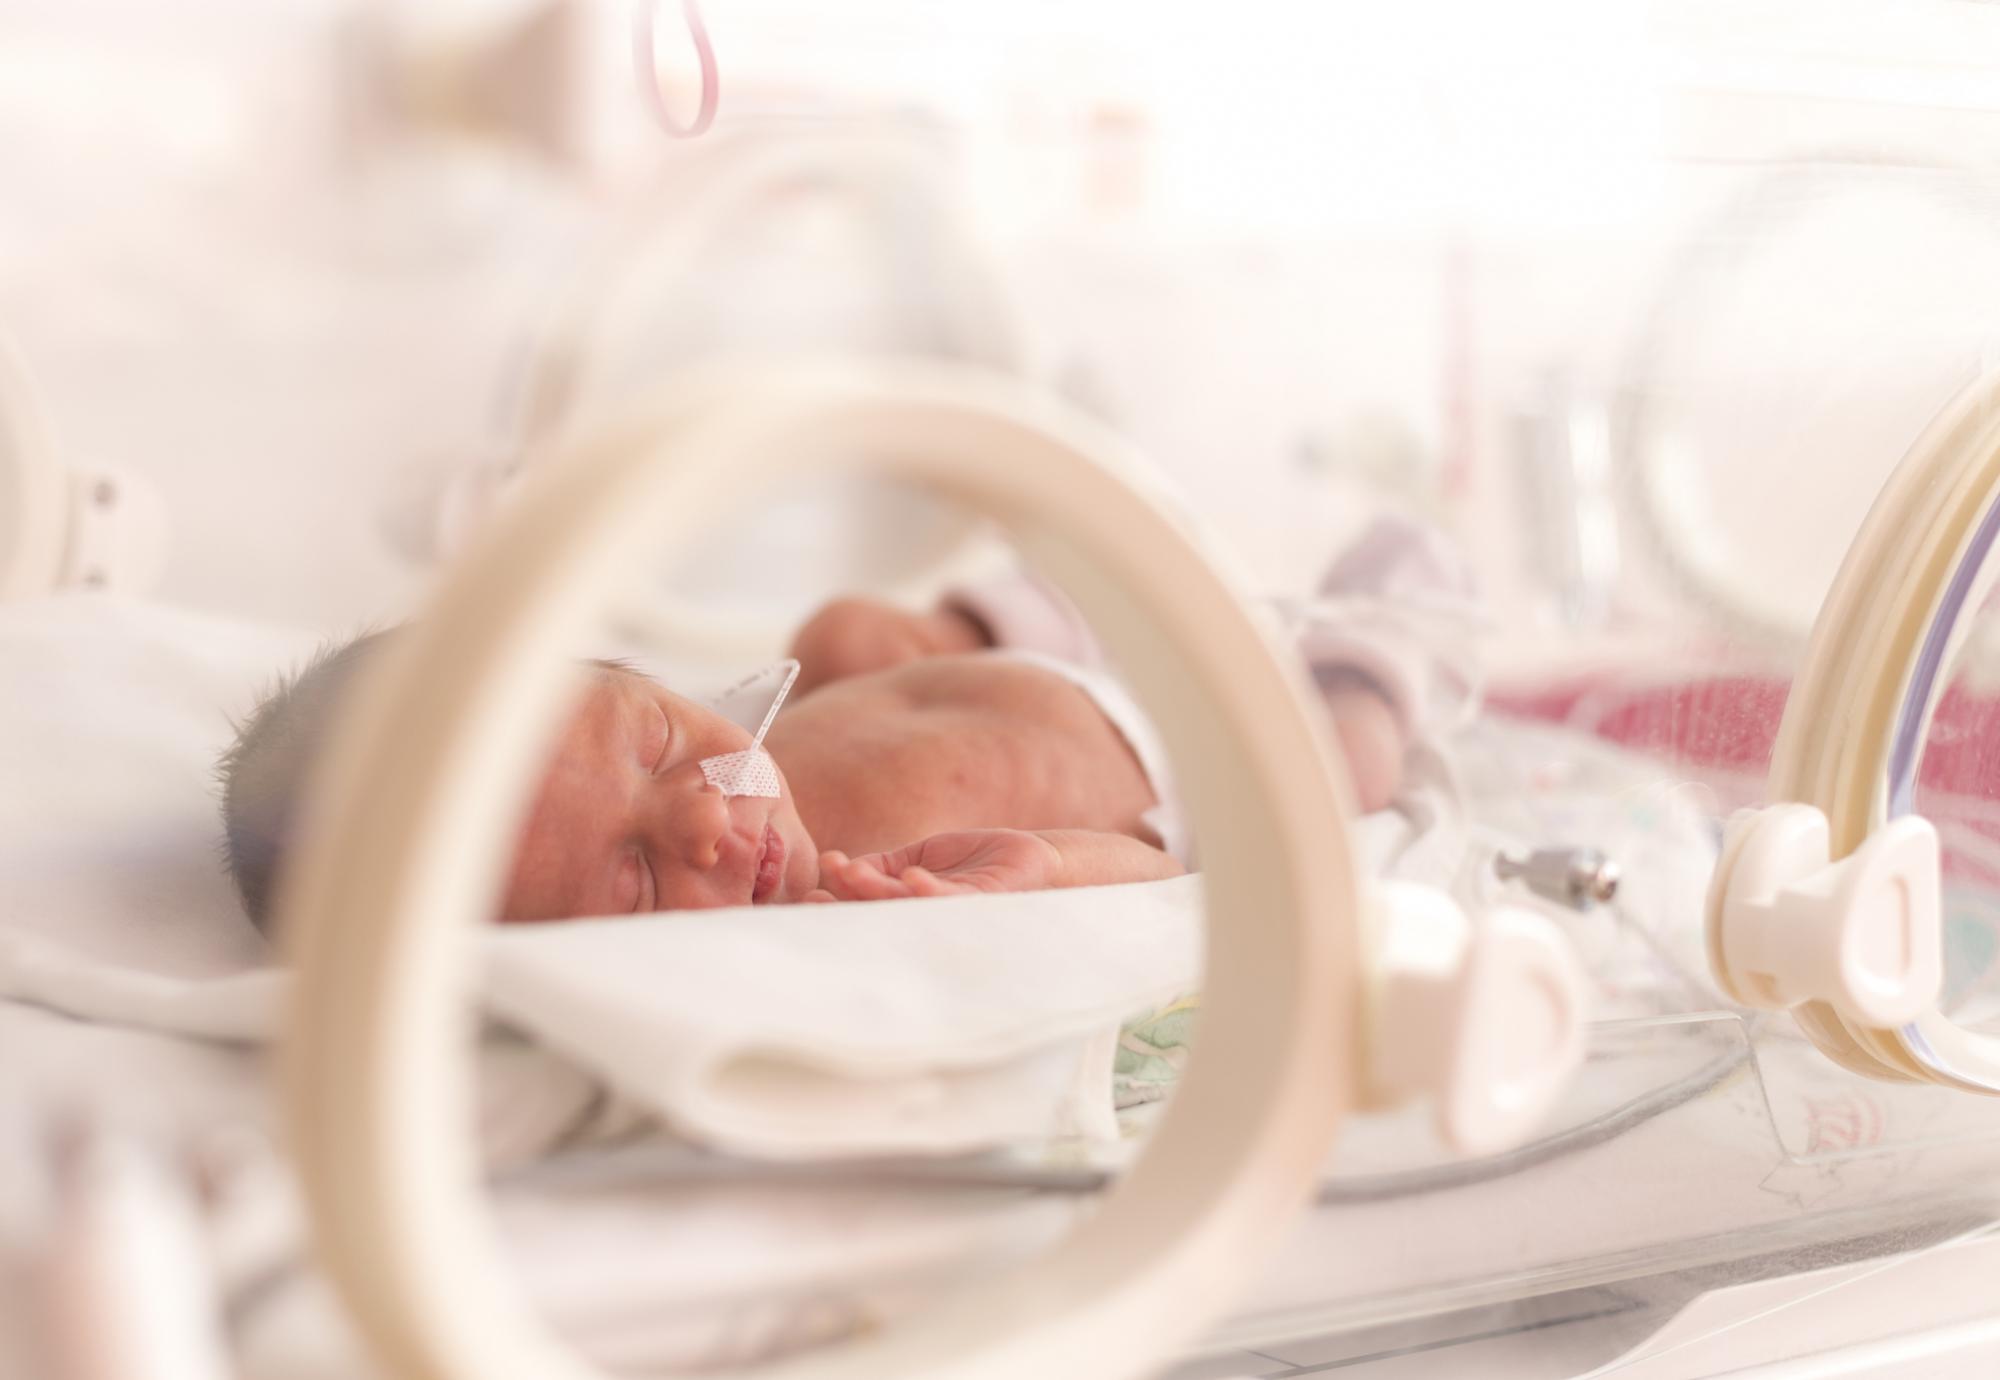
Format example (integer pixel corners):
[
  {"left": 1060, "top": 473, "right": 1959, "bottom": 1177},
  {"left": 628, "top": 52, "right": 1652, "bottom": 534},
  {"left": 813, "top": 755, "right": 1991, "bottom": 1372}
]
[
  {"left": 1707, "top": 804, "right": 1941, "bottom": 1028},
  {"left": 1365, "top": 880, "right": 1587, "bottom": 1158},
  {"left": 60, "top": 465, "right": 169, "bottom": 595}
]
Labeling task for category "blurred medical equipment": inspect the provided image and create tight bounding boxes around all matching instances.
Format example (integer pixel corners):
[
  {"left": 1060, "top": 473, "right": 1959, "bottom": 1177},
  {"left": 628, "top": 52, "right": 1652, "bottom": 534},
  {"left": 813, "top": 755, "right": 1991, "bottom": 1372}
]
[
  {"left": 1709, "top": 364, "right": 2000, "bottom": 1091},
  {"left": 34, "top": 1120, "right": 233, "bottom": 1380},
  {"left": 1495, "top": 844, "right": 1622, "bottom": 910},
  {"left": 698, "top": 657, "right": 797, "bottom": 796},
  {"left": 333, "top": 0, "right": 595, "bottom": 170},
  {"left": 0, "top": 337, "right": 167, "bottom": 602},
  {"left": 1515, "top": 151, "right": 2000, "bottom": 655},
  {"left": 338, "top": 0, "right": 723, "bottom": 167},
  {"left": 633, "top": 0, "right": 718, "bottom": 139},
  {"left": 386, "top": 123, "right": 1030, "bottom": 659}
]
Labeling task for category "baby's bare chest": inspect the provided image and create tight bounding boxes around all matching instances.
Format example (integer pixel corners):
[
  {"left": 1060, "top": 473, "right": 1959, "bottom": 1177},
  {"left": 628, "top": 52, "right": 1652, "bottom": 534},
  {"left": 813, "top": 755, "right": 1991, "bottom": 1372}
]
[{"left": 766, "top": 656, "right": 1157, "bottom": 853}]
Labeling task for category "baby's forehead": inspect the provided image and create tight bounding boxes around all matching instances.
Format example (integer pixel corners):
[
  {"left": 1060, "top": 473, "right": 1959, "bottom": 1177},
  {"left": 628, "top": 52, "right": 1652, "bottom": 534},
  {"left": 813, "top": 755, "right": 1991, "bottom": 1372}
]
[
  {"left": 546, "top": 665, "right": 674, "bottom": 773},
  {"left": 586, "top": 660, "right": 706, "bottom": 716}
]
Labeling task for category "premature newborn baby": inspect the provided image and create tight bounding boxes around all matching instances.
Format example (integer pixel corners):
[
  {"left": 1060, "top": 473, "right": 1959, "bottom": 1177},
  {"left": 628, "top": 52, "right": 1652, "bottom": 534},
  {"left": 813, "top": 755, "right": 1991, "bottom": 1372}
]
[{"left": 219, "top": 520, "right": 1476, "bottom": 928}]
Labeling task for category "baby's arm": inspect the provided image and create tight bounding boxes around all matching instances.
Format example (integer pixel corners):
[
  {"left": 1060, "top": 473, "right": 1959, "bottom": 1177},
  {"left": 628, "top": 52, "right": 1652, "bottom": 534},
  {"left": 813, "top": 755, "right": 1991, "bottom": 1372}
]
[
  {"left": 1320, "top": 669, "right": 1408, "bottom": 814},
  {"left": 808, "top": 828, "right": 1182, "bottom": 902},
  {"left": 942, "top": 551, "right": 1456, "bottom": 815},
  {"left": 788, "top": 597, "right": 990, "bottom": 694}
]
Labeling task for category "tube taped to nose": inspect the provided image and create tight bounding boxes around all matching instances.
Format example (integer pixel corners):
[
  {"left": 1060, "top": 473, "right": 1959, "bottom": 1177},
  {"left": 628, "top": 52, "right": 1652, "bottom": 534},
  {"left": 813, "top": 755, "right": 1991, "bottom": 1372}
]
[
  {"left": 700, "top": 659, "right": 799, "bottom": 798},
  {"left": 699, "top": 747, "right": 780, "bottom": 797}
]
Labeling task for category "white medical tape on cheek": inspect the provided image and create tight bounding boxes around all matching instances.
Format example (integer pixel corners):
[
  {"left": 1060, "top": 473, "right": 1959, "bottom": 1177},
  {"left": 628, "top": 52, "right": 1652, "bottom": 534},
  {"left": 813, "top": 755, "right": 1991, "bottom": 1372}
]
[{"left": 699, "top": 659, "right": 799, "bottom": 798}]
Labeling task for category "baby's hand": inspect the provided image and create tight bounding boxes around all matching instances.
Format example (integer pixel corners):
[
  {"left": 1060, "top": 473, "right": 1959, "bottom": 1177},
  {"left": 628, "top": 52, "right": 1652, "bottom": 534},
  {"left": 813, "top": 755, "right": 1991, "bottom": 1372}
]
[
  {"left": 1320, "top": 671, "right": 1405, "bottom": 813},
  {"left": 806, "top": 830, "right": 1063, "bottom": 902}
]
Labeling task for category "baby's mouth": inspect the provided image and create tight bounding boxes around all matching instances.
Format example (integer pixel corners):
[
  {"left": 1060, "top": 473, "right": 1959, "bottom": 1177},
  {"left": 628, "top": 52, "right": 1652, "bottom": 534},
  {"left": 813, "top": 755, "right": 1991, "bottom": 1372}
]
[{"left": 751, "top": 824, "right": 784, "bottom": 904}]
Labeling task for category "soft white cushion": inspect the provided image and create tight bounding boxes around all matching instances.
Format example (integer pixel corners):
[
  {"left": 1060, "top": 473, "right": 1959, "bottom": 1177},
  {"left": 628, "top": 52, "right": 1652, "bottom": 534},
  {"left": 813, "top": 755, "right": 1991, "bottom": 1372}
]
[
  {"left": 0, "top": 593, "right": 319, "bottom": 977},
  {"left": 0, "top": 594, "right": 608, "bottom": 1167}
]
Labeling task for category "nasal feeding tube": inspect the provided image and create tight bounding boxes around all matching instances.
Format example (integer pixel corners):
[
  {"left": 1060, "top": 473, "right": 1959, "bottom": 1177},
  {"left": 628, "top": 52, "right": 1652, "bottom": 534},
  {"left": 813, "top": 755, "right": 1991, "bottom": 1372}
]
[{"left": 699, "top": 659, "right": 799, "bottom": 798}]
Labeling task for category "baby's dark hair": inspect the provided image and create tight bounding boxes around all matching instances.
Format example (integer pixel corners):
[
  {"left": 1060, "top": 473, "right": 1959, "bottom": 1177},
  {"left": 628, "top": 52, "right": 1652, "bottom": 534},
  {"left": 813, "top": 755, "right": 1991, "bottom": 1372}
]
[
  {"left": 217, "top": 628, "right": 399, "bottom": 933},
  {"left": 219, "top": 632, "right": 644, "bottom": 933}
]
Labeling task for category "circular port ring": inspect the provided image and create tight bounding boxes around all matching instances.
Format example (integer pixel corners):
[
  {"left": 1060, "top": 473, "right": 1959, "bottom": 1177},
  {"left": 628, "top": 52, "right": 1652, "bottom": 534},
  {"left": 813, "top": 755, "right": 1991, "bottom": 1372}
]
[
  {"left": 281, "top": 361, "right": 1361, "bottom": 1380},
  {"left": 494, "top": 131, "right": 1031, "bottom": 661},
  {"left": 1767, "top": 365, "right": 2000, "bottom": 1088}
]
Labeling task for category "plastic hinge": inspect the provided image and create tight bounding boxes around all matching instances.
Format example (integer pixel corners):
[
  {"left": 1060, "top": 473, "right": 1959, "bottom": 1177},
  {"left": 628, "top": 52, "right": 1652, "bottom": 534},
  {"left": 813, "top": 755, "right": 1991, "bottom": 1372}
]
[
  {"left": 1366, "top": 880, "right": 1587, "bottom": 1158},
  {"left": 1707, "top": 804, "right": 1941, "bottom": 1028},
  {"left": 61, "top": 465, "right": 169, "bottom": 595}
]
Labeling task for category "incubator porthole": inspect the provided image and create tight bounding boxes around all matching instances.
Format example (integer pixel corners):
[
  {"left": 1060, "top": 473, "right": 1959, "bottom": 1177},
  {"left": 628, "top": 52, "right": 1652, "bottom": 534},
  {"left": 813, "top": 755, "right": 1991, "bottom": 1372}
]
[
  {"left": 479, "top": 128, "right": 1031, "bottom": 663},
  {"left": 1615, "top": 156, "right": 2000, "bottom": 653},
  {"left": 277, "top": 367, "right": 1359, "bottom": 1380},
  {"left": 1897, "top": 496, "right": 2000, "bottom": 1039}
]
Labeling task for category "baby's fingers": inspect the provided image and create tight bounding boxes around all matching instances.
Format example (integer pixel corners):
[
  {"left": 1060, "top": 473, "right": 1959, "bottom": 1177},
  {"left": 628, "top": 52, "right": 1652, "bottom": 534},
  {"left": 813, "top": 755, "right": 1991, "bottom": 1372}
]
[
  {"left": 847, "top": 858, "right": 916, "bottom": 900},
  {"left": 901, "top": 866, "right": 969, "bottom": 897},
  {"left": 824, "top": 854, "right": 915, "bottom": 901},
  {"left": 813, "top": 851, "right": 878, "bottom": 901}
]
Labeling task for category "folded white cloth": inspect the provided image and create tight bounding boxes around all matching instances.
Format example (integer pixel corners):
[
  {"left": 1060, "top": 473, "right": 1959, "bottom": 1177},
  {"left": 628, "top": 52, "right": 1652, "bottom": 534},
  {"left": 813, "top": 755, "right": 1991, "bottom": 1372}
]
[
  {"left": 484, "top": 875, "right": 1204, "bottom": 1157},
  {"left": 1, "top": 876, "right": 1207, "bottom": 1159}
]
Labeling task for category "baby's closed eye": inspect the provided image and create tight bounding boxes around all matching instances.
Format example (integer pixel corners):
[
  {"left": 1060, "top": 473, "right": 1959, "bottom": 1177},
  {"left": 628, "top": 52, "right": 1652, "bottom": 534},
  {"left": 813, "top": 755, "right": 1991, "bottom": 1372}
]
[{"left": 644, "top": 703, "right": 671, "bottom": 773}]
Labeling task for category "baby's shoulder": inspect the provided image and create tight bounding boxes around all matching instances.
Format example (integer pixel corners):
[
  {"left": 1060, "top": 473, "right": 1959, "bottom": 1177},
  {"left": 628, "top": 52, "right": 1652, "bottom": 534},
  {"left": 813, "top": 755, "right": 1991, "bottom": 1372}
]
[
  {"left": 775, "top": 653, "right": 1112, "bottom": 760},
  {"left": 885, "top": 651, "right": 1090, "bottom": 718}
]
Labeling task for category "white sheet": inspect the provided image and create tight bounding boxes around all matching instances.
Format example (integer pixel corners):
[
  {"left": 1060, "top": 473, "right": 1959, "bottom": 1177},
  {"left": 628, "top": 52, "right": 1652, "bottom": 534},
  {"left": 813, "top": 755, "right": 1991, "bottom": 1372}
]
[
  {"left": 0, "top": 593, "right": 311, "bottom": 978},
  {"left": 1, "top": 875, "right": 1206, "bottom": 1160},
  {"left": 481, "top": 877, "right": 1203, "bottom": 1157}
]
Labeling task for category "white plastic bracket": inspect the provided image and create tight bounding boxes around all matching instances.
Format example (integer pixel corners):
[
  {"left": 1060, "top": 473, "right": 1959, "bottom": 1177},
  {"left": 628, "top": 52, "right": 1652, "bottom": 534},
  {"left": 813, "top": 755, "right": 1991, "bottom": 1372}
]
[
  {"left": 60, "top": 465, "right": 169, "bottom": 596},
  {"left": 1364, "top": 880, "right": 1587, "bottom": 1158},
  {"left": 1707, "top": 804, "right": 1941, "bottom": 1028}
]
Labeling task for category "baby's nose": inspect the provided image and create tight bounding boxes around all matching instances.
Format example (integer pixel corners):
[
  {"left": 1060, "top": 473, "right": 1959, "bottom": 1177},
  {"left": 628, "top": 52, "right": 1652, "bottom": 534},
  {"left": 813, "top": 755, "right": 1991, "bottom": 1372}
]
[{"left": 679, "top": 786, "right": 732, "bottom": 869}]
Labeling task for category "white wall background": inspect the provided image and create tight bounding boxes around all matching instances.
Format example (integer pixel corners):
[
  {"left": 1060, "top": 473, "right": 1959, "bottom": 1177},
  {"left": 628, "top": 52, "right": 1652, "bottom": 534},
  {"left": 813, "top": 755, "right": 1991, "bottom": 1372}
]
[{"left": 3, "top": 0, "right": 2000, "bottom": 659}]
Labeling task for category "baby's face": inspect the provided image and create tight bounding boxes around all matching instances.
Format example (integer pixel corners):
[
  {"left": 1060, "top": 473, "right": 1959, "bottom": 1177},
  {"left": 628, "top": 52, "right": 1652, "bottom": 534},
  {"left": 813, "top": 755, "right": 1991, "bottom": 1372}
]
[{"left": 500, "top": 667, "right": 820, "bottom": 921}]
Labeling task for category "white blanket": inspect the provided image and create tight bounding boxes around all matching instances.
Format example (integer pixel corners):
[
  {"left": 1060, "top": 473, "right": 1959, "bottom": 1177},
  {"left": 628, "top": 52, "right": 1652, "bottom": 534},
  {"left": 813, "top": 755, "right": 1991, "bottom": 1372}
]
[
  {"left": 483, "top": 877, "right": 1203, "bottom": 1156},
  {"left": 1, "top": 877, "right": 1206, "bottom": 1159}
]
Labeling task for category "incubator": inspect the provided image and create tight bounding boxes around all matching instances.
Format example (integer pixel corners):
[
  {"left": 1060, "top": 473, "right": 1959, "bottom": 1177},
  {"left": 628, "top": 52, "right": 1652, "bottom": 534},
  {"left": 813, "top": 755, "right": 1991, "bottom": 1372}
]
[{"left": 11, "top": 4, "right": 2000, "bottom": 1380}]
